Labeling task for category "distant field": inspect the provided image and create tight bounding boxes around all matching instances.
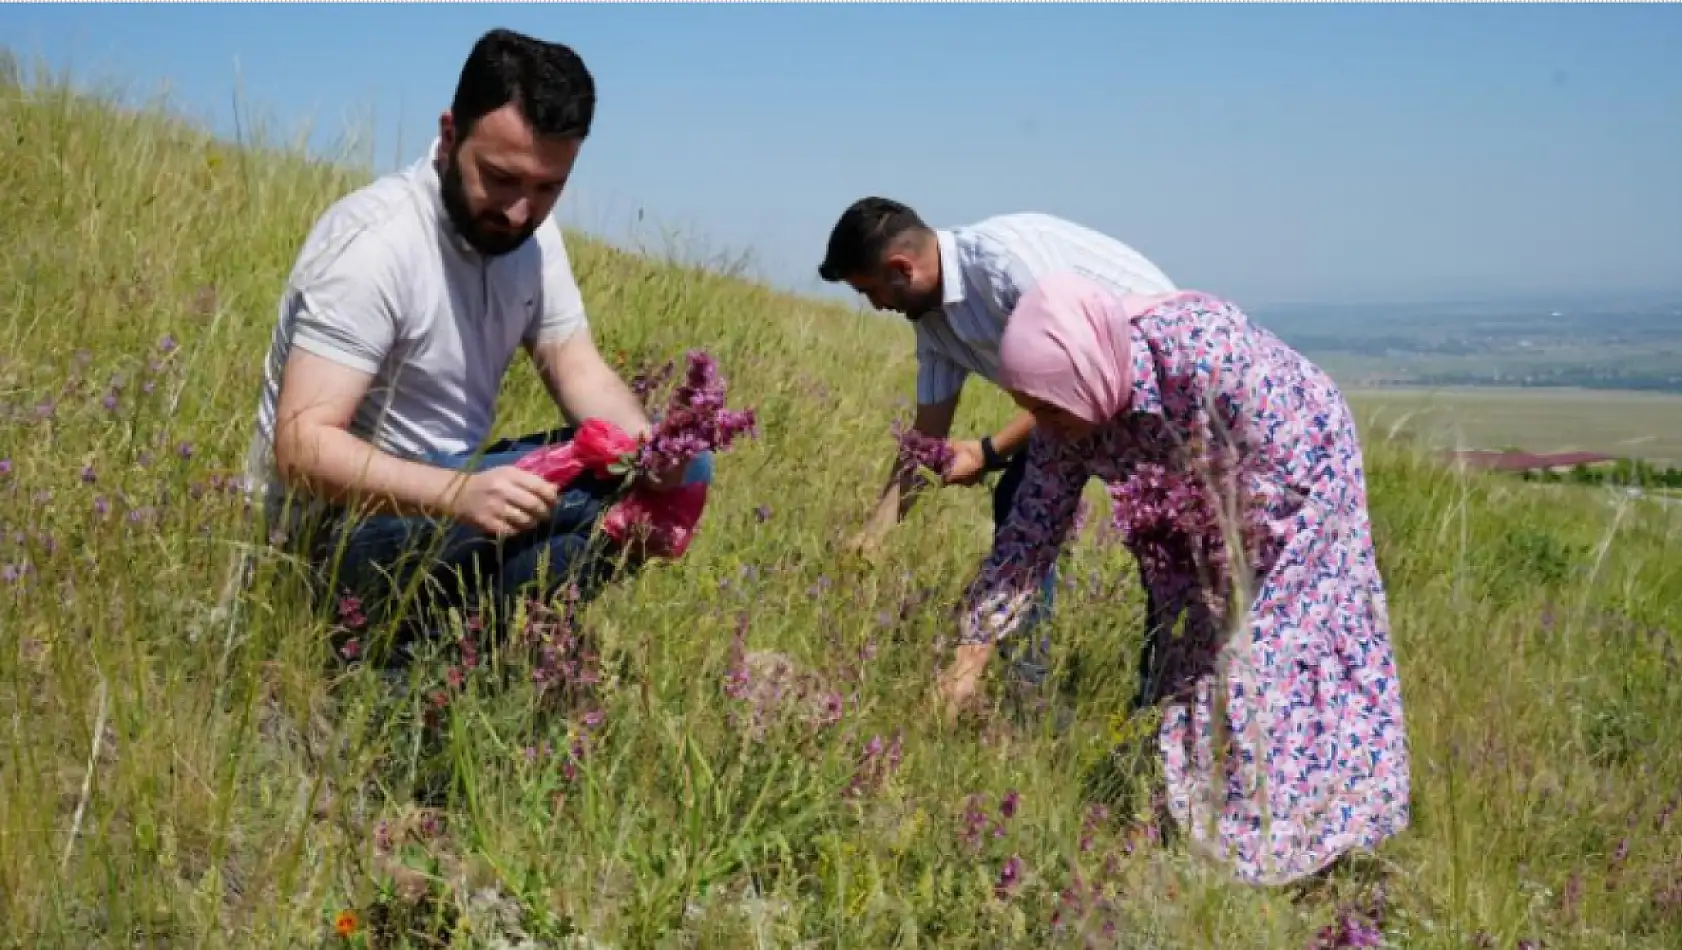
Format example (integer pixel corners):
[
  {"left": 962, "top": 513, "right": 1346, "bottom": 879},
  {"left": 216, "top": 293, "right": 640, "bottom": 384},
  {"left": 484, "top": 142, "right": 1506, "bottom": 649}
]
[{"left": 1347, "top": 385, "right": 1682, "bottom": 467}]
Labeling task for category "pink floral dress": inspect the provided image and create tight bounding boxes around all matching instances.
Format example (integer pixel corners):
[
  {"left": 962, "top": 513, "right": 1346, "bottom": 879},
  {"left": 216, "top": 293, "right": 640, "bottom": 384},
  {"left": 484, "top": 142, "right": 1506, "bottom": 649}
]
[{"left": 960, "top": 291, "right": 1411, "bottom": 886}]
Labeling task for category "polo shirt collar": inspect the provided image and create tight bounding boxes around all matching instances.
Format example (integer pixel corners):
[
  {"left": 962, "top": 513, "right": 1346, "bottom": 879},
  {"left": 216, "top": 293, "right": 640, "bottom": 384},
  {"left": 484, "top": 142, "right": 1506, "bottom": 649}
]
[{"left": 934, "top": 229, "right": 966, "bottom": 308}]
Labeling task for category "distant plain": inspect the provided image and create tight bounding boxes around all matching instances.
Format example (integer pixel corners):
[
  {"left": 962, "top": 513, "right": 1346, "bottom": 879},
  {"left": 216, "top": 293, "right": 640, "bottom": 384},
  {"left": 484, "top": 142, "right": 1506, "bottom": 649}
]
[{"left": 1344, "top": 386, "right": 1682, "bottom": 467}]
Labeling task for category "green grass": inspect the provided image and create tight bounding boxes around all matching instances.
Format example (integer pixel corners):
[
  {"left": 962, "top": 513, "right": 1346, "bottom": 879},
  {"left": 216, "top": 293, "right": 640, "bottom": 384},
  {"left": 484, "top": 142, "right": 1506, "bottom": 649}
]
[
  {"left": 1348, "top": 387, "right": 1682, "bottom": 468},
  {"left": 4, "top": 65, "right": 1682, "bottom": 949}
]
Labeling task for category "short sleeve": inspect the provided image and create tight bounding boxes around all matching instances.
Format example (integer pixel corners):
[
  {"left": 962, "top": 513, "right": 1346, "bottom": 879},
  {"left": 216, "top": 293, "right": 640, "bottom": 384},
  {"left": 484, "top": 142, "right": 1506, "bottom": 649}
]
[
  {"left": 289, "top": 231, "right": 403, "bottom": 375},
  {"left": 527, "top": 219, "right": 589, "bottom": 346}
]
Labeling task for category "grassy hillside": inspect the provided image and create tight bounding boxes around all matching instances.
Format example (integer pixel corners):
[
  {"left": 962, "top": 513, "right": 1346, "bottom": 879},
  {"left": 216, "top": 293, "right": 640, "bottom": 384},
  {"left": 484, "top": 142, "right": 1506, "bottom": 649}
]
[{"left": 3, "top": 67, "right": 1680, "bottom": 949}]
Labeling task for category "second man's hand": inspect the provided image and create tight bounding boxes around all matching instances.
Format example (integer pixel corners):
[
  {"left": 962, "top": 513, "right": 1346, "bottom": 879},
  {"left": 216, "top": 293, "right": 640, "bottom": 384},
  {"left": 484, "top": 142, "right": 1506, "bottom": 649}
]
[{"left": 943, "top": 439, "right": 988, "bottom": 487}]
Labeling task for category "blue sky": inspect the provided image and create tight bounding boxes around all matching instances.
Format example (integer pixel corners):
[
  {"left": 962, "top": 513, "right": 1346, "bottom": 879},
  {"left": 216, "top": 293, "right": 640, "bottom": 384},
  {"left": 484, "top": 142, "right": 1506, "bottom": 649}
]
[{"left": 5, "top": 3, "right": 1681, "bottom": 308}]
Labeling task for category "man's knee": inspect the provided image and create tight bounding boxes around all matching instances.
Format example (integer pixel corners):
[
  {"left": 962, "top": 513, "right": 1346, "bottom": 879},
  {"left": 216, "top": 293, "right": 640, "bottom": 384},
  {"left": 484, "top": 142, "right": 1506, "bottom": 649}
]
[{"left": 681, "top": 450, "right": 715, "bottom": 487}]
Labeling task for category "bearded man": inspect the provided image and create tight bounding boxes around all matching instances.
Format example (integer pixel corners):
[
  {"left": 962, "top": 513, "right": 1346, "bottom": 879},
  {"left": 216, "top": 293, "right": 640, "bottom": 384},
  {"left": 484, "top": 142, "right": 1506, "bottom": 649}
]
[{"left": 247, "top": 28, "right": 709, "bottom": 638}]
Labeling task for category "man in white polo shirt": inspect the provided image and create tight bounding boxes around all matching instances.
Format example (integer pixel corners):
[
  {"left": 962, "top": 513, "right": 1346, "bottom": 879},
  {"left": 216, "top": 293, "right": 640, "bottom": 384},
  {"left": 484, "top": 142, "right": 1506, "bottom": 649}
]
[
  {"left": 816, "top": 197, "right": 1177, "bottom": 700},
  {"left": 248, "top": 28, "right": 707, "bottom": 644}
]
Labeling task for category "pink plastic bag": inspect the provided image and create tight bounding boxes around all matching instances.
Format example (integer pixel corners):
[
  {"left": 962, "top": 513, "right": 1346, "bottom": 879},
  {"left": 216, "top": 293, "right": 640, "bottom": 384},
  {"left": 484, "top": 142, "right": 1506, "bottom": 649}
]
[
  {"left": 512, "top": 418, "right": 640, "bottom": 485},
  {"left": 601, "top": 482, "right": 709, "bottom": 561},
  {"left": 512, "top": 418, "right": 710, "bottom": 562}
]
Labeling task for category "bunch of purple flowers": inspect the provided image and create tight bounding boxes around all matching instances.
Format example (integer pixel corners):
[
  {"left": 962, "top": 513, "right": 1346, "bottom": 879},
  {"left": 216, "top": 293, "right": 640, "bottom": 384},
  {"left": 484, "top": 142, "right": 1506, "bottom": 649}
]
[
  {"left": 633, "top": 350, "right": 758, "bottom": 477},
  {"left": 891, "top": 420, "right": 955, "bottom": 481},
  {"left": 1107, "top": 443, "right": 1275, "bottom": 615}
]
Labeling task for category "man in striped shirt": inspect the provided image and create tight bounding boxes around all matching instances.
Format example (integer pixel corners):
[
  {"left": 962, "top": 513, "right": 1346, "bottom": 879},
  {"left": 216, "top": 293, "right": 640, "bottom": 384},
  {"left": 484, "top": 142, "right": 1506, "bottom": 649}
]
[{"left": 817, "top": 197, "right": 1177, "bottom": 698}]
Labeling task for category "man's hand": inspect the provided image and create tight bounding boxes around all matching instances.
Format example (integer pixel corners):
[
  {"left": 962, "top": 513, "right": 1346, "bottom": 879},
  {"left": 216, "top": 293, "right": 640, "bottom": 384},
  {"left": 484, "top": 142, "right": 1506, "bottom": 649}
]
[
  {"left": 934, "top": 643, "right": 994, "bottom": 724},
  {"left": 448, "top": 466, "right": 561, "bottom": 538},
  {"left": 943, "top": 439, "right": 988, "bottom": 487}
]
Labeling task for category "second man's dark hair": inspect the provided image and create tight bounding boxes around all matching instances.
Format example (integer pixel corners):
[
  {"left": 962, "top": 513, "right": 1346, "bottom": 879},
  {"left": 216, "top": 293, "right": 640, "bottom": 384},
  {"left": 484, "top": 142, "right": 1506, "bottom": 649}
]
[
  {"left": 817, "top": 197, "right": 930, "bottom": 282},
  {"left": 450, "top": 28, "right": 596, "bottom": 141}
]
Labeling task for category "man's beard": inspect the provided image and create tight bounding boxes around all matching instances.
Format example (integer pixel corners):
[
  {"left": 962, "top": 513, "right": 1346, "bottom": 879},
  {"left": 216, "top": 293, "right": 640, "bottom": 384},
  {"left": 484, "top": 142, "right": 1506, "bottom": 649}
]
[
  {"left": 889, "top": 280, "right": 941, "bottom": 321},
  {"left": 438, "top": 151, "right": 537, "bottom": 258}
]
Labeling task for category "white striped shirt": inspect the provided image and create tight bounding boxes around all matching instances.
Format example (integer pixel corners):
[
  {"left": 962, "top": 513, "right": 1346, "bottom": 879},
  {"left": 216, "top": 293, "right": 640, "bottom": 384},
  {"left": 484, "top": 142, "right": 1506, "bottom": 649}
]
[{"left": 913, "top": 212, "right": 1177, "bottom": 405}]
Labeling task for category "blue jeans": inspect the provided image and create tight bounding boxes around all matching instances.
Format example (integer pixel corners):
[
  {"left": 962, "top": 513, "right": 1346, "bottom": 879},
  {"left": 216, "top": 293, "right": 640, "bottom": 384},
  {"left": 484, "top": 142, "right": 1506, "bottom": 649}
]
[
  {"left": 990, "top": 446, "right": 1059, "bottom": 689},
  {"left": 307, "top": 428, "right": 713, "bottom": 639}
]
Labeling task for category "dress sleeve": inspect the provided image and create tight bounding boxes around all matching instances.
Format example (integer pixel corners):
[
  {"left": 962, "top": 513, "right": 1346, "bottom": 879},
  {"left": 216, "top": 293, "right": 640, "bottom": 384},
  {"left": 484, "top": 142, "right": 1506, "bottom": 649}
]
[{"left": 957, "top": 428, "right": 1094, "bottom": 646}]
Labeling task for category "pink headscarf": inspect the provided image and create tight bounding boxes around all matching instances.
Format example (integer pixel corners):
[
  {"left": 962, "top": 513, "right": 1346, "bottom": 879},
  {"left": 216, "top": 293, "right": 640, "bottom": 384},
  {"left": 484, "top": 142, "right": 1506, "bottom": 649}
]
[{"left": 999, "top": 272, "right": 1168, "bottom": 425}]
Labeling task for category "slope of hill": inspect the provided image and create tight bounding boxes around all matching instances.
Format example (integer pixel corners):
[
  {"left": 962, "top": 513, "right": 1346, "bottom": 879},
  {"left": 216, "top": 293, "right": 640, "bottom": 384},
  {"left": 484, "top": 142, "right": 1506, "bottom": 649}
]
[{"left": 2, "top": 64, "right": 1680, "bottom": 948}]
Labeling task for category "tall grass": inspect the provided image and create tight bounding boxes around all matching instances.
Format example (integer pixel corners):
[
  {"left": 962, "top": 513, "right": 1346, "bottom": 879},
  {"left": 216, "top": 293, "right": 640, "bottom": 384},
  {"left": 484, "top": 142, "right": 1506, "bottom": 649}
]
[{"left": 2, "top": 64, "right": 1679, "bottom": 949}]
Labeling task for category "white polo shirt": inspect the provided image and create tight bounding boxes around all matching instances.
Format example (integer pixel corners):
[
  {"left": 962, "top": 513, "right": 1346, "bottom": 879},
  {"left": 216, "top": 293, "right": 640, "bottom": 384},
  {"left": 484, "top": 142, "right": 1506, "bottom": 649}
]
[
  {"left": 912, "top": 212, "right": 1177, "bottom": 405},
  {"left": 245, "top": 140, "right": 590, "bottom": 521}
]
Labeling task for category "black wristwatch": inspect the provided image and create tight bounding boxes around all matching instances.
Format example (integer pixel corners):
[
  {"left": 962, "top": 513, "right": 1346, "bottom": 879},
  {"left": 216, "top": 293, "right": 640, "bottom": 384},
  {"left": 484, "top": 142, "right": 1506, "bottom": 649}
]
[{"left": 980, "top": 435, "right": 1008, "bottom": 473}]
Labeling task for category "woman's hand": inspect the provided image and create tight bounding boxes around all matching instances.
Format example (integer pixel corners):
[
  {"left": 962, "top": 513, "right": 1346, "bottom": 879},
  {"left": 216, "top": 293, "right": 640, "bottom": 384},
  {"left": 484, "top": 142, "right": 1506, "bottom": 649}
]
[{"left": 934, "top": 643, "right": 994, "bottom": 724}]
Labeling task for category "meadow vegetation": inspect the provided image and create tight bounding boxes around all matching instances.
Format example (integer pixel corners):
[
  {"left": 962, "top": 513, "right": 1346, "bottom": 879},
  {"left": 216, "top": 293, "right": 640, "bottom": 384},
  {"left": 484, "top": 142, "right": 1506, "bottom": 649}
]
[{"left": 3, "top": 62, "right": 1680, "bottom": 948}]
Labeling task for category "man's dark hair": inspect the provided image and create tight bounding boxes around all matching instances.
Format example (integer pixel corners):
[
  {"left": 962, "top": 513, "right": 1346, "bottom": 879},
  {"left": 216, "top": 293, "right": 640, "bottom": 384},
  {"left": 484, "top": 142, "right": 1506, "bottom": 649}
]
[
  {"left": 816, "top": 197, "right": 931, "bottom": 282},
  {"left": 450, "top": 28, "right": 596, "bottom": 141}
]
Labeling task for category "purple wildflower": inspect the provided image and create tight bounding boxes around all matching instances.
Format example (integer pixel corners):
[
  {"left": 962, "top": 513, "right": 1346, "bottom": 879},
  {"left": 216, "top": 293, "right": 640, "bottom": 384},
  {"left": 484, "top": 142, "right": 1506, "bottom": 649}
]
[
  {"left": 994, "top": 855, "right": 1024, "bottom": 900},
  {"left": 723, "top": 619, "right": 751, "bottom": 700},
  {"left": 959, "top": 794, "right": 994, "bottom": 851},
  {"left": 1107, "top": 439, "right": 1282, "bottom": 617},
  {"left": 891, "top": 420, "right": 955, "bottom": 479},
  {"left": 1309, "top": 885, "right": 1389, "bottom": 949},
  {"left": 417, "top": 811, "right": 444, "bottom": 839},
  {"left": 336, "top": 593, "right": 367, "bottom": 630},
  {"left": 845, "top": 730, "right": 903, "bottom": 799},
  {"left": 634, "top": 350, "right": 757, "bottom": 475},
  {"left": 815, "top": 691, "right": 844, "bottom": 729},
  {"left": 1080, "top": 802, "right": 1109, "bottom": 852},
  {"left": 0, "top": 459, "right": 10, "bottom": 478}
]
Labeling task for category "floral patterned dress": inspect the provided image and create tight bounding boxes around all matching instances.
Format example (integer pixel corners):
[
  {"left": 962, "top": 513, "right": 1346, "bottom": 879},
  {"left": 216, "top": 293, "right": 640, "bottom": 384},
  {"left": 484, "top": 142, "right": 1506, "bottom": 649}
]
[{"left": 960, "top": 291, "right": 1411, "bottom": 886}]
